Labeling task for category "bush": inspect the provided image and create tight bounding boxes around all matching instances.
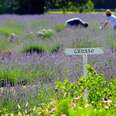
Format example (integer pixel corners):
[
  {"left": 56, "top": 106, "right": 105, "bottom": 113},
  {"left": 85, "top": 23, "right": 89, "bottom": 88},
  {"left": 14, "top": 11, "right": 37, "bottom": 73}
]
[
  {"left": 22, "top": 44, "right": 46, "bottom": 54},
  {"left": 22, "top": 43, "right": 60, "bottom": 54},
  {"left": 0, "top": 65, "right": 116, "bottom": 115},
  {"left": 36, "top": 29, "right": 54, "bottom": 39},
  {"left": 55, "top": 65, "right": 116, "bottom": 107}
]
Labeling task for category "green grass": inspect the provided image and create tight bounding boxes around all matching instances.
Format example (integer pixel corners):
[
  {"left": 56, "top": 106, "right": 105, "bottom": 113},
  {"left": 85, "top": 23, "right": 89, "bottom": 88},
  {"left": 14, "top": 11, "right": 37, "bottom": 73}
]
[
  {"left": 111, "top": 41, "right": 116, "bottom": 49},
  {"left": 22, "top": 43, "right": 60, "bottom": 54},
  {"left": 0, "top": 40, "right": 12, "bottom": 51},
  {"left": 0, "top": 68, "right": 33, "bottom": 86},
  {"left": 0, "top": 64, "right": 55, "bottom": 86},
  {"left": 48, "top": 43, "right": 60, "bottom": 53},
  {"left": 22, "top": 44, "right": 46, "bottom": 54},
  {"left": 48, "top": 10, "right": 116, "bottom": 14},
  {"left": 0, "top": 20, "right": 24, "bottom": 36}
]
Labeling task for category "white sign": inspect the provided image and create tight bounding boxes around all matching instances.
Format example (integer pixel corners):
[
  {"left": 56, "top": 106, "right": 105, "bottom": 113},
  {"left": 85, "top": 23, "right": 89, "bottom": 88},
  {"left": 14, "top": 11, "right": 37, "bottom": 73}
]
[
  {"left": 64, "top": 48, "right": 104, "bottom": 76},
  {"left": 64, "top": 48, "right": 104, "bottom": 55}
]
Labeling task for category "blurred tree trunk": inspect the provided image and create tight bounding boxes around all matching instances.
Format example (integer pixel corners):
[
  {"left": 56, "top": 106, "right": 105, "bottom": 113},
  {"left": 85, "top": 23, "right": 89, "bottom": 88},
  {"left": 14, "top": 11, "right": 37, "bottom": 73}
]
[{"left": 18, "top": 0, "right": 46, "bottom": 14}]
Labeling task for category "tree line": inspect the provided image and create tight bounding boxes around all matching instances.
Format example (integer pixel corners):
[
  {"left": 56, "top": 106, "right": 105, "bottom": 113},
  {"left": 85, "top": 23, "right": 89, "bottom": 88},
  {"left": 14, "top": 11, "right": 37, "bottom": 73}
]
[
  {"left": 0, "top": 0, "right": 45, "bottom": 14},
  {"left": 0, "top": 0, "right": 116, "bottom": 14}
]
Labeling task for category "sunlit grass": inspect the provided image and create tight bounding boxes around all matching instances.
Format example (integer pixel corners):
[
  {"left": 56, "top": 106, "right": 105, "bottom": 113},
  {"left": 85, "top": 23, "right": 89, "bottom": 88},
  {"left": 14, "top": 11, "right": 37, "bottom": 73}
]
[
  {"left": 0, "top": 20, "right": 24, "bottom": 36},
  {"left": 0, "top": 64, "right": 55, "bottom": 87},
  {"left": 21, "top": 43, "right": 60, "bottom": 54}
]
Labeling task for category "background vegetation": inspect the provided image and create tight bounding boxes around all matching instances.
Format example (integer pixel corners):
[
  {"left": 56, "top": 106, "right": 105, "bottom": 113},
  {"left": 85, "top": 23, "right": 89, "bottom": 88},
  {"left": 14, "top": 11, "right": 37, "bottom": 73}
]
[
  {"left": 0, "top": 0, "right": 116, "bottom": 115},
  {"left": 0, "top": 0, "right": 116, "bottom": 14}
]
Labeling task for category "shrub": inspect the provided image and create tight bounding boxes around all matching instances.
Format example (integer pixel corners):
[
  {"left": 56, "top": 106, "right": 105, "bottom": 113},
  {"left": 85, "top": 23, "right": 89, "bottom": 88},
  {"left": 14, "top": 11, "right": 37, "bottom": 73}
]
[
  {"left": 36, "top": 29, "right": 54, "bottom": 39},
  {"left": 0, "top": 65, "right": 55, "bottom": 87},
  {"left": 48, "top": 44, "right": 60, "bottom": 53},
  {"left": 22, "top": 43, "right": 60, "bottom": 54},
  {"left": 21, "top": 44, "right": 46, "bottom": 54},
  {"left": 55, "top": 65, "right": 116, "bottom": 107},
  {"left": 0, "top": 65, "right": 116, "bottom": 115}
]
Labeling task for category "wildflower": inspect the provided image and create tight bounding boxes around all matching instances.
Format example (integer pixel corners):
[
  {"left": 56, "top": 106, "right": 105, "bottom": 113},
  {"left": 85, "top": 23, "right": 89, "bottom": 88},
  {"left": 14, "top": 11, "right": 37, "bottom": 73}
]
[{"left": 73, "top": 96, "right": 80, "bottom": 103}]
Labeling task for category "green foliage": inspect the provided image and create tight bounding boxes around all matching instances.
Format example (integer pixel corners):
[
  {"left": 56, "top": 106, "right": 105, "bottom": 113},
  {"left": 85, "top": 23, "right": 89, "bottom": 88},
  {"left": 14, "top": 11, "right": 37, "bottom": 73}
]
[
  {"left": 0, "top": 99, "right": 18, "bottom": 114},
  {"left": 47, "top": 0, "right": 94, "bottom": 13},
  {"left": 0, "top": 21, "right": 24, "bottom": 36},
  {"left": 85, "top": 0, "right": 94, "bottom": 12},
  {"left": 37, "top": 87, "right": 55, "bottom": 105},
  {"left": 55, "top": 65, "right": 116, "bottom": 107},
  {"left": 1, "top": 104, "right": 116, "bottom": 116},
  {"left": 55, "top": 80, "right": 80, "bottom": 99},
  {"left": 22, "top": 43, "right": 60, "bottom": 54},
  {"left": 1, "top": 0, "right": 116, "bottom": 14},
  {"left": 0, "top": 0, "right": 19, "bottom": 14},
  {"left": 36, "top": 29, "right": 54, "bottom": 39},
  {"left": 0, "top": 68, "right": 36, "bottom": 86},
  {"left": 22, "top": 44, "right": 46, "bottom": 54},
  {"left": 0, "top": 0, "right": 45, "bottom": 14},
  {"left": 48, "top": 44, "right": 60, "bottom": 53},
  {"left": 0, "top": 27, "right": 19, "bottom": 36},
  {"left": 0, "top": 64, "right": 55, "bottom": 86},
  {"left": 111, "top": 41, "right": 116, "bottom": 49},
  {"left": 54, "top": 98, "right": 71, "bottom": 116},
  {"left": 0, "top": 65, "right": 116, "bottom": 115},
  {"left": 0, "top": 40, "right": 13, "bottom": 51}
]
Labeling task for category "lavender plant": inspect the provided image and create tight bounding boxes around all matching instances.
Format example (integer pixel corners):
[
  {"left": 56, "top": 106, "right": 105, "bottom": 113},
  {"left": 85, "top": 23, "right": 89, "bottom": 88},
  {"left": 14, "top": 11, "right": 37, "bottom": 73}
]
[{"left": 0, "top": 14, "right": 115, "bottom": 114}]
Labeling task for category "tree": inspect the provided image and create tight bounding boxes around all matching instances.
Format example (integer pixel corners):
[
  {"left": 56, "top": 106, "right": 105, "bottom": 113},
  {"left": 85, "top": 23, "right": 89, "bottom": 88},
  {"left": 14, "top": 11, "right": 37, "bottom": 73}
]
[
  {"left": 0, "top": 0, "right": 46, "bottom": 14},
  {"left": 93, "top": 0, "right": 116, "bottom": 9},
  {"left": 47, "top": 0, "right": 94, "bottom": 12},
  {"left": 18, "top": 0, "right": 46, "bottom": 14},
  {"left": 0, "top": 0, "right": 19, "bottom": 14},
  {"left": 85, "top": 0, "right": 94, "bottom": 11}
]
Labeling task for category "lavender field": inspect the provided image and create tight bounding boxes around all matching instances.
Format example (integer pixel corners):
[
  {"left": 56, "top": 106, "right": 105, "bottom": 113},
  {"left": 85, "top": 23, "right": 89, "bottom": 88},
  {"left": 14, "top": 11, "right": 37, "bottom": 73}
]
[{"left": 0, "top": 14, "right": 116, "bottom": 114}]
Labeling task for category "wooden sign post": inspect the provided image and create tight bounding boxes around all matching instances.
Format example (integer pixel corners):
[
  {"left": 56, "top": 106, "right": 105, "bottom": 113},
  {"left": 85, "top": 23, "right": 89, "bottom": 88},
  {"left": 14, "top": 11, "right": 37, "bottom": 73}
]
[
  {"left": 64, "top": 47, "right": 104, "bottom": 102},
  {"left": 64, "top": 48, "right": 104, "bottom": 76}
]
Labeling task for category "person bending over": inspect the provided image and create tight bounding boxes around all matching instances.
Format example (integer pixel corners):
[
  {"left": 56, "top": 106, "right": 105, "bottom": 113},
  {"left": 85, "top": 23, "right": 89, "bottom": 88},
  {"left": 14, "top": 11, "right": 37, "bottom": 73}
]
[
  {"left": 65, "top": 18, "right": 88, "bottom": 28},
  {"left": 100, "top": 9, "right": 116, "bottom": 30}
]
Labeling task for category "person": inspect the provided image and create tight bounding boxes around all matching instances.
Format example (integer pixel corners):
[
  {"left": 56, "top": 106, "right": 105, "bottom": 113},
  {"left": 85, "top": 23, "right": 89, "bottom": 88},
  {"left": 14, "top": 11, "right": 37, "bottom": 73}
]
[
  {"left": 65, "top": 17, "right": 88, "bottom": 28},
  {"left": 100, "top": 9, "right": 116, "bottom": 30}
]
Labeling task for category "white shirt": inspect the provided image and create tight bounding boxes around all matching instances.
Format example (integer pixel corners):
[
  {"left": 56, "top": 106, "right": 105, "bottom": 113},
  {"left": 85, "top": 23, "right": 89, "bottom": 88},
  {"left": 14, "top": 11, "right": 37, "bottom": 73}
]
[
  {"left": 107, "top": 15, "right": 116, "bottom": 28},
  {"left": 65, "top": 18, "right": 85, "bottom": 25},
  {"left": 65, "top": 18, "right": 83, "bottom": 22}
]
